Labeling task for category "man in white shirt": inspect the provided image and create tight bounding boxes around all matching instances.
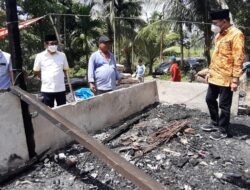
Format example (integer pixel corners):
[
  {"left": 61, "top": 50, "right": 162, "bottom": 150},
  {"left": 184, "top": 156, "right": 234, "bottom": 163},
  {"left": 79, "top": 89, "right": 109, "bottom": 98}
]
[
  {"left": 0, "top": 50, "right": 13, "bottom": 90},
  {"left": 33, "top": 35, "right": 69, "bottom": 107}
]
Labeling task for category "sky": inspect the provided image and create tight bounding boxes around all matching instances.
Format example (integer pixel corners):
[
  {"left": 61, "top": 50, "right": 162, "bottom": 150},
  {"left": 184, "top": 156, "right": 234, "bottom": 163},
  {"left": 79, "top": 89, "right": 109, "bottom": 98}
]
[{"left": 77, "top": 0, "right": 164, "bottom": 21}]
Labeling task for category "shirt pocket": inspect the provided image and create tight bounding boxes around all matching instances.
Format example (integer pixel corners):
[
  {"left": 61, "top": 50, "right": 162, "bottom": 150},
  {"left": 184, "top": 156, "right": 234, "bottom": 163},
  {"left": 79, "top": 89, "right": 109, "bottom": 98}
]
[
  {"left": 0, "top": 63, "right": 8, "bottom": 76},
  {"left": 95, "top": 60, "right": 107, "bottom": 68},
  {"left": 219, "top": 41, "right": 231, "bottom": 56}
]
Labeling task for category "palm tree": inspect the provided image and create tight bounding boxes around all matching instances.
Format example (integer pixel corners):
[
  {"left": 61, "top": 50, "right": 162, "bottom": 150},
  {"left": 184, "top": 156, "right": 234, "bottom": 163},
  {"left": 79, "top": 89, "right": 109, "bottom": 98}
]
[
  {"left": 102, "top": 0, "right": 144, "bottom": 67},
  {"left": 225, "top": 0, "right": 250, "bottom": 55},
  {"left": 164, "top": 0, "right": 220, "bottom": 65},
  {"left": 134, "top": 12, "right": 179, "bottom": 74},
  {"left": 70, "top": 2, "right": 102, "bottom": 68}
]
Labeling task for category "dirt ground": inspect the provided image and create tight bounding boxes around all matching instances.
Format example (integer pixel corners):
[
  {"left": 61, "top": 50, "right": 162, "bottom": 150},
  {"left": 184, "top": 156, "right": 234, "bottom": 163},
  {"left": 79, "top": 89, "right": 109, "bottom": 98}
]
[{"left": 1, "top": 103, "right": 250, "bottom": 190}]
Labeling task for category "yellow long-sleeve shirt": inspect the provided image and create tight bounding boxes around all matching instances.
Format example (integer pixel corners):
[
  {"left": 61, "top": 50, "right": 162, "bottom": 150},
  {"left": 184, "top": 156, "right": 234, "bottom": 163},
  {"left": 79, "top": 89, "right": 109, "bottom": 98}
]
[{"left": 208, "top": 26, "right": 245, "bottom": 87}]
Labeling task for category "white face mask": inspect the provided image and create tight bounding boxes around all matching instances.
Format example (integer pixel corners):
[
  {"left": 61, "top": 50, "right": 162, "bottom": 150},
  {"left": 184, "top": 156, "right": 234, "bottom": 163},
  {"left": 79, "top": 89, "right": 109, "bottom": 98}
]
[
  {"left": 211, "top": 24, "right": 221, "bottom": 34},
  {"left": 47, "top": 45, "right": 58, "bottom": 52}
]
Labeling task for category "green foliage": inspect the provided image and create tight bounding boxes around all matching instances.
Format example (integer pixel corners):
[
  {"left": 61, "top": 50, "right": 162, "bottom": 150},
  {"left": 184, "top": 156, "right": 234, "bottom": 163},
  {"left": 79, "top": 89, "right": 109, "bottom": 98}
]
[
  {"left": 69, "top": 67, "right": 86, "bottom": 78},
  {"left": 134, "top": 21, "right": 162, "bottom": 74},
  {"left": 20, "top": 29, "right": 42, "bottom": 70},
  {"left": 134, "top": 17, "right": 179, "bottom": 74},
  {"left": 163, "top": 46, "right": 181, "bottom": 55},
  {"left": 225, "top": 0, "right": 250, "bottom": 54},
  {"left": 0, "top": 9, "right": 5, "bottom": 27},
  {"left": 158, "top": 70, "right": 188, "bottom": 82},
  {"left": 2, "top": 0, "right": 249, "bottom": 78},
  {"left": 68, "top": 2, "right": 102, "bottom": 68},
  {"left": 104, "top": 0, "right": 144, "bottom": 72}
]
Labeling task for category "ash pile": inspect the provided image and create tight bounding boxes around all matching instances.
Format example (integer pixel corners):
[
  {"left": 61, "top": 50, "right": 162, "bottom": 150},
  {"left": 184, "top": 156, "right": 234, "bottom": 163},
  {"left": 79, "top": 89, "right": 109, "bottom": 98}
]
[{"left": 2, "top": 104, "right": 250, "bottom": 190}]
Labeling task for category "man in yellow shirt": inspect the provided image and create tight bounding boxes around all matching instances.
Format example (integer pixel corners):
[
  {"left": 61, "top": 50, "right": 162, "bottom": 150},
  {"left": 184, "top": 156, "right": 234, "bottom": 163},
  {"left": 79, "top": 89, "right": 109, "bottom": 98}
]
[{"left": 201, "top": 9, "right": 245, "bottom": 140}]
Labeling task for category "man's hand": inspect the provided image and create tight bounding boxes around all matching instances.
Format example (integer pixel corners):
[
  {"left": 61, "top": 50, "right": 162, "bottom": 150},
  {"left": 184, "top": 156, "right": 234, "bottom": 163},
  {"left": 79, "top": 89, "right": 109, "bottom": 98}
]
[
  {"left": 231, "top": 82, "right": 238, "bottom": 92},
  {"left": 33, "top": 71, "right": 41, "bottom": 80},
  {"left": 89, "top": 83, "right": 96, "bottom": 95},
  {"left": 117, "top": 79, "right": 122, "bottom": 86},
  {"left": 205, "top": 73, "right": 210, "bottom": 84}
]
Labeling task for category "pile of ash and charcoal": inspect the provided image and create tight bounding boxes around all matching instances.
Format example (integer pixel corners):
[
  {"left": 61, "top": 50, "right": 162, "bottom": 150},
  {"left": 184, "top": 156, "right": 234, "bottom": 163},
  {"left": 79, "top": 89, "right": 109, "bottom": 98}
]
[{"left": 2, "top": 104, "right": 250, "bottom": 190}]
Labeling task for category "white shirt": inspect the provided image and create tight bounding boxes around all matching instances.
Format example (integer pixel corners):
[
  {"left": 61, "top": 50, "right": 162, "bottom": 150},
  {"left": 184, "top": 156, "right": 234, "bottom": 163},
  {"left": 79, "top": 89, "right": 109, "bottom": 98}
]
[
  {"left": 33, "top": 50, "right": 69, "bottom": 92},
  {"left": 0, "top": 50, "right": 12, "bottom": 89},
  {"left": 136, "top": 64, "right": 145, "bottom": 77}
]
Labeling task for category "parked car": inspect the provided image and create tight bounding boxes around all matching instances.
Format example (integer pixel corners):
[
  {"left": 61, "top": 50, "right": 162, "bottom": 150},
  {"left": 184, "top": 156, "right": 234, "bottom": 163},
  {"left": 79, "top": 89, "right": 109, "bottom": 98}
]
[
  {"left": 243, "top": 62, "right": 250, "bottom": 78},
  {"left": 184, "top": 57, "right": 207, "bottom": 72},
  {"left": 152, "top": 62, "right": 171, "bottom": 77},
  {"left": 152, "top": 57, "right": 207, "bottom": 77}
]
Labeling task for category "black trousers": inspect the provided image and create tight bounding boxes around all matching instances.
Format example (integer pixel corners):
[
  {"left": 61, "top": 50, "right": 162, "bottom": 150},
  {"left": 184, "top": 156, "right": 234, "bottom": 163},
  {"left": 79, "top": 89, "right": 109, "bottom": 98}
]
[
  {"left": 42, "top": 91, "right": 66, "bottom": 108},
  {"left": 96, "top": 89, "right": 112, "bottom": 95},
  {"left": 206, "top": 83, "right": 233, "bottom": 128}
]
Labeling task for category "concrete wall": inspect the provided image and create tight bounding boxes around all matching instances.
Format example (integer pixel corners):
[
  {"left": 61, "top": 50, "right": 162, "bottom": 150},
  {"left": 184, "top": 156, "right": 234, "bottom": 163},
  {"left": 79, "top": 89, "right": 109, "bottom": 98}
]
[
  {"left": 32, "top": 81, "right": 158, "bottom": 155},
  {"left": 156, "top": 81, "right": 239, "bottom": 115},
  {"left": 0, "top": 92, "right": 29, "bottom": 175}
]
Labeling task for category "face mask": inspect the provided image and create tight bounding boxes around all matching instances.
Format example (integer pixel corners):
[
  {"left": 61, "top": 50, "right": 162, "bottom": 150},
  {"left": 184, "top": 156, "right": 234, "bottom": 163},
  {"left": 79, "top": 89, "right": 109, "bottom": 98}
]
[
  {"left": 211, "top": 24, "right": 221, "bottom": 34},
  {"left": 47, "top": 45, "right": 58, "bottom": 52}
]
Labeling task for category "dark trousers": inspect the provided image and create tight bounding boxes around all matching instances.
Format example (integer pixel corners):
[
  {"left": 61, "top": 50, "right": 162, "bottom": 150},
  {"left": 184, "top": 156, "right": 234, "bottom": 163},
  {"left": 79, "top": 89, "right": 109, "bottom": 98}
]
[
  {"left": 96, "top": 89, "right": 112, "bottom": 95},
  {"left": 42, "top": 91, "right": 66, "bottom": 108},
  {"left": 206, "top": 83, "right": 233, "bottom": 129}
]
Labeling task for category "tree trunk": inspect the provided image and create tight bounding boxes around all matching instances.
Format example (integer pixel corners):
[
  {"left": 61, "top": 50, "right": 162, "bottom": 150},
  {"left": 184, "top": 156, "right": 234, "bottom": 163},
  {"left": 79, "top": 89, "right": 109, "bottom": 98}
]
[
  {"left": 149, "top": 58, "right": 154, "bottom": 75},
  {"left": 124, "top": 47, "right": 132, "bottom": 73},
  {"left": 84, "top": 34, "right": 89, "bottom": 72},
  {"left": 117, "top": 19, "right": 121, "bottom": 64},
  {"left": 38, "top": 20, "right": 44, "bottom": 48},
  {"left": 179, "top": 23, "right": 184, "bottom": 68},
  {"left": 204, "top": 0, "right": 212, "bottom": 66},
  {"left": 204, "top": 29, "right": 211, "bottom": 66}
]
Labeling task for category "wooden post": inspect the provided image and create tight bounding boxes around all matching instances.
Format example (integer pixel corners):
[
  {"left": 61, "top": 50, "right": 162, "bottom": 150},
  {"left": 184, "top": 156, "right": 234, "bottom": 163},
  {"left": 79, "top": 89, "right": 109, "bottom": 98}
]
[{"left": 5, "top": 0, "right": 36, "bottom": 158}]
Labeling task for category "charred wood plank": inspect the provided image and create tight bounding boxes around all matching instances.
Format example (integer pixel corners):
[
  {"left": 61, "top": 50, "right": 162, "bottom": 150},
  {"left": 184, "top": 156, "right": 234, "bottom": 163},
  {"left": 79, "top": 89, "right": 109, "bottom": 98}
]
[
  {"left": 102, "top": 113, "right": 149, "bottom": 144},
  {"left": 133, "top": 120, "right": 190, "bottom": 159}
]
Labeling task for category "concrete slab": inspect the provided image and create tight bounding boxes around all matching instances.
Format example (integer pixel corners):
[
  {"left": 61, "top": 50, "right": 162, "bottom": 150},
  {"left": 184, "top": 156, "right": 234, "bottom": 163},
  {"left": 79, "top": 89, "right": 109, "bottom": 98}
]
[
  {"left": 156, "top": 80, "right": 239, "bottom": 115},
  {"left": 32, "top": 81, "right": 158, "bottom": 154},
  {"left": 0, "top": 92, "right": 29, "bottom": 175}
]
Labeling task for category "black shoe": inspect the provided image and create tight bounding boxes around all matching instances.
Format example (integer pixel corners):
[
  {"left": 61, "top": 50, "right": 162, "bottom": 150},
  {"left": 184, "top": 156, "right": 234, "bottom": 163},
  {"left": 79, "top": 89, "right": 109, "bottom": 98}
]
[
  {"left": 201, "top": 124, "right": 218, "bottom": 132},
  {"left": 209, "top": 128, "right": 228, "bottom": 140}
]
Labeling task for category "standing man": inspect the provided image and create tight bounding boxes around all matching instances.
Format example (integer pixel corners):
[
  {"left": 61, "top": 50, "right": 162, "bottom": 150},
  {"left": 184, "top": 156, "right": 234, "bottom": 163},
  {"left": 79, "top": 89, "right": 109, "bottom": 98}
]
[
  {"left": 33, "top": 34, "right": 69, "bottom": 107},
  {"left": 0, "top": 50, "right": 13, "bottom": 90},
  {"left": 88, "top": 35, "right": 121, "bottom": 95},
  {"left": 135, "top": 58, "right": 146, "bottom": 82},
  {"left": 169, "top": 56, "right": 181, "bottom": 82},
  {"left": 201, "top": 9, "right": 245, "bottom": 140}
]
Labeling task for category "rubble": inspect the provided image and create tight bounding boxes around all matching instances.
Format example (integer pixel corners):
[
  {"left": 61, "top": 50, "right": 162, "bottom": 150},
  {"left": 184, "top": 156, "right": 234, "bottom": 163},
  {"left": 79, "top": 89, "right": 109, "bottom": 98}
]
[
  {"left": 119, "top": 78, "right": 140, "bottom": 84},
  {"left": 246, "top": 139, "right": 250, "bottom": 146},
  {"left": 116, "top": 63, "right": 140, "bottom": 84},
  {"left": 116, "top": 64, "right": 125, "bottom": 72},
  {"left": 120, "top": 73, "right": 132, "bottom": 79},
  {"left": 214, "top": 171, "right": 250, "bottom": 189},
  {"left": 2, "top": 104, "right": 250, "bottom": 190},
  {"left": 65, "top": 156, "right": 78, "bottom": 167}
]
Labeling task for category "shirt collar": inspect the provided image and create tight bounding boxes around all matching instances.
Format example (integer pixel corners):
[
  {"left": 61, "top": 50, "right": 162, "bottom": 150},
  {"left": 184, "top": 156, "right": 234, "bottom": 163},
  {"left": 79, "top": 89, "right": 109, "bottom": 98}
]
[
  {"left": 220, "top": 25, "right": 233, "bottom": 36},
  {"left": 98, "top": 49, "right": 111, "bottom": 57}
]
